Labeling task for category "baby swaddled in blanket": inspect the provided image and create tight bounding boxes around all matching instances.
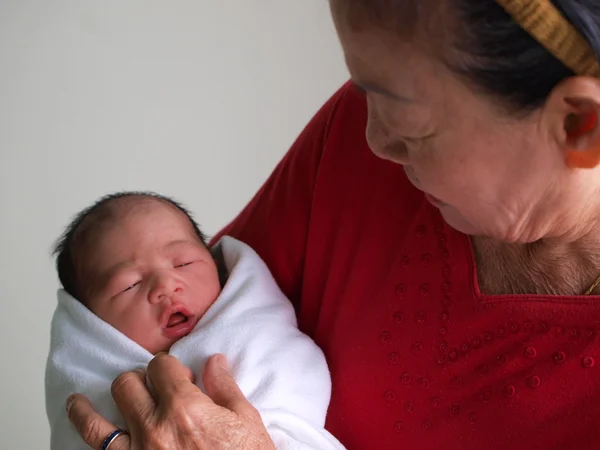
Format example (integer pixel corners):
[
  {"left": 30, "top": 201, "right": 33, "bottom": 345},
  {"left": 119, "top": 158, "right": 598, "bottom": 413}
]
[{"left": 45, "top": 191, "right": 345, "bottom": 450}]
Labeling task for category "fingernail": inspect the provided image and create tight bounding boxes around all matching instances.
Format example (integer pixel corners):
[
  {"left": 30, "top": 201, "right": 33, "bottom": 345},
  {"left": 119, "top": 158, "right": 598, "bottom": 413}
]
[
  {"left": 66, "top": 395, "right": 76, "bottom": 414},
  {"left": 216, "top": 354, "right": 228, "bottom": 371}
]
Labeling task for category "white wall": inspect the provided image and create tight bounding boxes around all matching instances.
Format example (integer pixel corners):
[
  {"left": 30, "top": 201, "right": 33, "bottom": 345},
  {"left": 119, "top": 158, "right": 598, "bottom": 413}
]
[{"left": 0, "top": 1, "right": 347, "bottom": 447}]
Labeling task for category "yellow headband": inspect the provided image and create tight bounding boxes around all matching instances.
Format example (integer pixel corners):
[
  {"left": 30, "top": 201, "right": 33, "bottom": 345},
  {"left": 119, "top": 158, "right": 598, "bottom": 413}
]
[{"left": 495, "top": 0, "right": 600, "bottom": 77}]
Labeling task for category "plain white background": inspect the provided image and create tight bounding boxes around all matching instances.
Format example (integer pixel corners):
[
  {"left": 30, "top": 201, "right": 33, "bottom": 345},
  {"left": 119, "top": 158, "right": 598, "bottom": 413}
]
[{"left": 0, "top": 1, "right": 347, "bottom": 447}]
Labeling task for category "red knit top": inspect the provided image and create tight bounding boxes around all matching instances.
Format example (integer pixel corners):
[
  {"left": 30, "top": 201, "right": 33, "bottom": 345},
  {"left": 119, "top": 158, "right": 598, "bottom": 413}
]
[{"left": 215, "top": 82, "right": 600, "bottom": 450}]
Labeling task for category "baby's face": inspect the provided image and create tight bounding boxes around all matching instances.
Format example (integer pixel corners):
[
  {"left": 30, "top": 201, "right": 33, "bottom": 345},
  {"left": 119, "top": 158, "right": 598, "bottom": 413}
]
[{"left": 82, "top": 200, "right": 221, "bottom": 354}]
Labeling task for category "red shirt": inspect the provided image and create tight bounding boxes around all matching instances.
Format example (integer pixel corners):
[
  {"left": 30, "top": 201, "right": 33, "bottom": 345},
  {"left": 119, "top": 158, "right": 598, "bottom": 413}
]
[{"left": 215, "top": 82, "right": 600, "bottom": 449}]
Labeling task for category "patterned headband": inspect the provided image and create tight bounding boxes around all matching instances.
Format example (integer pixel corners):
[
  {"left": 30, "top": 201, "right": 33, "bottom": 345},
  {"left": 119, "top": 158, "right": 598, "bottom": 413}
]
[{"left": 495, "top": 0, "right": 600, "bottom": 77}]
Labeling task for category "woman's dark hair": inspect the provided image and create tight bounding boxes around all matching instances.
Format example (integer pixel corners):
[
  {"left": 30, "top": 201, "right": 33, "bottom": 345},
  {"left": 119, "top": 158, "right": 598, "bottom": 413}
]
[
  {"left": 342, "top": 0, "right": 600, "bottom": 113},
  {"left": 455, "top": 0, "right": 600, "bottom": 113}
]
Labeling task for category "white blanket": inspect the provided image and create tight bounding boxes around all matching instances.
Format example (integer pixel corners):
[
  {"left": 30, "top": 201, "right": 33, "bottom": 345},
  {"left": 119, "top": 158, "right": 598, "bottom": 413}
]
[{"left": 45, "top": 236, "right": 345, "bottom": 450}]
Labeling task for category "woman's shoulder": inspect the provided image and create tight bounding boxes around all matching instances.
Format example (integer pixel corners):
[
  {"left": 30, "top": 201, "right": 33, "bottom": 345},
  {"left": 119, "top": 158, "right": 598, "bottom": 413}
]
[{"left": 215, "top": 82, "right": 423, "bottom": 308}]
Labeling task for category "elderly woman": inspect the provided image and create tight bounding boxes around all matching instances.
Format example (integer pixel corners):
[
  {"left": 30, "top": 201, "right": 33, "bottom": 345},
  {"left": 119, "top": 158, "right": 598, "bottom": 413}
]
[{"left": 66, "top": 0, "right": 600, "bottom": 449}]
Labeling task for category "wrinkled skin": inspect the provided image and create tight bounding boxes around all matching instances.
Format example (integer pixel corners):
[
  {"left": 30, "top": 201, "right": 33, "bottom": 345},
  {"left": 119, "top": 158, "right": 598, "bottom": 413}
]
[{"left": 66, "top": 354, "right": 275, "bottom": 450}]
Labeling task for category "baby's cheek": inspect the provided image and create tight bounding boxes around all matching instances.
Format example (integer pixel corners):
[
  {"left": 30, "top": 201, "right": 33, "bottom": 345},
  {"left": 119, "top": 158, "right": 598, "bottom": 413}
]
[
  {"left": 125, "top": 319, "right": 164, "bottom": 352},
  {"left": 89, "top": 303, "right": 121, "bottom": 330}
]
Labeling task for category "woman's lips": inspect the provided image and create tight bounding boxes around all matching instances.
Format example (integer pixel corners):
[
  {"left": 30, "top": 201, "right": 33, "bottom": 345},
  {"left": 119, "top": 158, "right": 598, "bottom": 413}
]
[
  {"left": 402, "top": 167, "right": 446, "bottom": 207},
  {"left": 425, "top": 193, "right": 445, "bottom": 207}
]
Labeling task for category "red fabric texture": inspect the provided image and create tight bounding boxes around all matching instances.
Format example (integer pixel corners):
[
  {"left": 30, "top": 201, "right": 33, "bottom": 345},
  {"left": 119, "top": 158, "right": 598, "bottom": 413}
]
[{"left": 214, "top": 82, "right": 600, "bottom": 449}]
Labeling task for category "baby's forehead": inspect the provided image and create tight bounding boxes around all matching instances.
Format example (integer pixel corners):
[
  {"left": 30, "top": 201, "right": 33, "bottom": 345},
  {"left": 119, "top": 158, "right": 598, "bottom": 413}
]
[
  {"left": 75, "top": 197, "right": 198, "bottom": 267},
  {"left": 96, "top": 197, "right": 190, "bottom": 231}
]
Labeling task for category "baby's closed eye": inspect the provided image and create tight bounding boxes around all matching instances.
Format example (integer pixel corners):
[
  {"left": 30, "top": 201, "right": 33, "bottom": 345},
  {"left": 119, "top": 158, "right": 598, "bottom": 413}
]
[{"left": 122, "top": 281, "right": 141, "bottom": 293}]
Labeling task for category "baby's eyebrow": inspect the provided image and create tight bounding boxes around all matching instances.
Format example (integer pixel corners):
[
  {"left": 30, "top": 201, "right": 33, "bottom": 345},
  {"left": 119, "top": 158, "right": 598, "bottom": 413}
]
[
  {"left": 105, "top": 261, "right": 135, "bottom": 278},
  {"left": 90, "top": 241, "right": 200, "bottom": 294},
  {"left": 92, "top": 261, "right": 135, "bottom": 293},
  {"left": 164, "top": 239, "right": 196, "bottom": 249}
]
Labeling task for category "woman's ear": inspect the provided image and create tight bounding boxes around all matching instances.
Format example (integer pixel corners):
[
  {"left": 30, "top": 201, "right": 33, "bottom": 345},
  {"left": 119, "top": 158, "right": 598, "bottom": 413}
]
[
  {"left": 563, "top": 98, "right": 600, "bottom": 169},
  {"left": 544, "top": 77, "right": 600, "bottom": 169}
]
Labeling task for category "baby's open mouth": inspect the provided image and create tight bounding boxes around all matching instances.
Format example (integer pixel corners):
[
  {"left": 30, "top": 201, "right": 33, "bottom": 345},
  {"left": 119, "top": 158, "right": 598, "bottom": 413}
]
[
  {"left": 166, "top": 312, "right": 188, "bottom": 328},
  {"left": 162, "top": 309, "right": 195, "bottom": 340}
]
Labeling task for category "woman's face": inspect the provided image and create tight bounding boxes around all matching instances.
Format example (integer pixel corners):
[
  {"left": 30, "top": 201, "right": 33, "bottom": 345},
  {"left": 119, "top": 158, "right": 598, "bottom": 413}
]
[{"left": 330, "top": 9, "right": 575, "bottom": 242}]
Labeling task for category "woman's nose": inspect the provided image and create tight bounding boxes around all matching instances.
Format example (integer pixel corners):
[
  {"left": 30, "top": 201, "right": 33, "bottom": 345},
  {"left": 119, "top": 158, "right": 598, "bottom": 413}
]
[
  {"left": 365, "top": 112, "right": 410, "bottom": 165},
  {"left": 149, "top": 271, "right": 182, "bottom": 304}
]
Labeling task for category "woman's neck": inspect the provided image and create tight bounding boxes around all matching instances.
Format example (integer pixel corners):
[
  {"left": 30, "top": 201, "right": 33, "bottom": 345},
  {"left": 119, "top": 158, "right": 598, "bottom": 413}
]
[{"left": 472, "top": 231, "right": 600, "bottom": 296}]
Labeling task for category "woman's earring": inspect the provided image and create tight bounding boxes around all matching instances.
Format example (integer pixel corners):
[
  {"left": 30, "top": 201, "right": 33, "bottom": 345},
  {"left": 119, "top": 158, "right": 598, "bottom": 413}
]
[{"left": 565, "top": 110, "right": 600, "bottom": 169}]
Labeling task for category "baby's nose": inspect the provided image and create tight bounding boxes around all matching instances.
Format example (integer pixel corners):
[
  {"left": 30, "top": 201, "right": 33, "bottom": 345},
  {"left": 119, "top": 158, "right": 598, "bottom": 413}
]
[{"left": 149, "top": 273, "right": 182, "bottom": 303}]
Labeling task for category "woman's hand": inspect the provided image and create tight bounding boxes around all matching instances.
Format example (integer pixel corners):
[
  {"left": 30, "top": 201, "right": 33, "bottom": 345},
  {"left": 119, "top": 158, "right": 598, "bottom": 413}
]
[{"left": 66, "top": 353, "right": 276, "bottom": 449}]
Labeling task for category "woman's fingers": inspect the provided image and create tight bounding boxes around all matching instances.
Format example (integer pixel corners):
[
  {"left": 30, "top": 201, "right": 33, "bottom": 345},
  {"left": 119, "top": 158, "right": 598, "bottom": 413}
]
[
  {"left": 146, "top": 353, "right": 200, "bottom": 401},
  {"left": 203, "top": 354, "right": 256, "bottom": 417},
  {"left": 67, "top": 354, "right": 274, "bottom": 450},
  {"left": 66, "top": 393, "right": 131, "bottom": 450},
  {"left": 111, "top": 369, "right": 155, "bottom": 428}
]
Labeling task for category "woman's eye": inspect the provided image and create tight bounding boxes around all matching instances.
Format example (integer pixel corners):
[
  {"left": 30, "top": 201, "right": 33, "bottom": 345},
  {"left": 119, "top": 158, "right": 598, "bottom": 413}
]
[
  {"left": 403, "top": 136, "right": 426, "bottom": 144},
  {"left": 403, "top": 133, "right": 435, "bottom": 144},
  {"left": 122, "top": 281, "right": 140, "bottom": 293},
  {"left": 351, "top": 82, "right": 366, "bottom": 95}
]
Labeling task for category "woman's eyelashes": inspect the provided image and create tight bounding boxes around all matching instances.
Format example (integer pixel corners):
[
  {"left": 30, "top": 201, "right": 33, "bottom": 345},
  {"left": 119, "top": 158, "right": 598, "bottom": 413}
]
[
  {"left": 351, "top": 82, "right": 366, "bottom": 94},
  {"left": 403, "top": 132, "right": 435, "bottom": 144}
]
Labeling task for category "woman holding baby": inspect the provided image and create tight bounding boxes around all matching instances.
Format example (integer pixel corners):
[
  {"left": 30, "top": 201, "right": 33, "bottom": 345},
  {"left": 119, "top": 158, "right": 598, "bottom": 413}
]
[{"left": 65, "top": 0, "right": 600, "bottom": 449}]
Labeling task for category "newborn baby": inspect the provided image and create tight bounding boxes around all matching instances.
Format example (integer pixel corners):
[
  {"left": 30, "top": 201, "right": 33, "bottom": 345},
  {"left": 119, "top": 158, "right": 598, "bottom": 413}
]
[
  {"left": 45, "top": 192, "right": 345, "bottom": 450},
  {"left": 57, "top": 192, "right": 221, "bottom": 354}
]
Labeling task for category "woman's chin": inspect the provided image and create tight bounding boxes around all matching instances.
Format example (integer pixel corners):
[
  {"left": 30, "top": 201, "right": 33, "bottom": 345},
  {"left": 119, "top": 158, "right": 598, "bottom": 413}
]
[{"left": 439, "top": 209, "right": 481, "bottom": 236}]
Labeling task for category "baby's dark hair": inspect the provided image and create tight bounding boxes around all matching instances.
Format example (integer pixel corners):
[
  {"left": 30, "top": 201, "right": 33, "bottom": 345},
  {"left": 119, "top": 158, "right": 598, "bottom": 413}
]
[{"left": 53, "top": 191, "right": 207, "bottom": 301}]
